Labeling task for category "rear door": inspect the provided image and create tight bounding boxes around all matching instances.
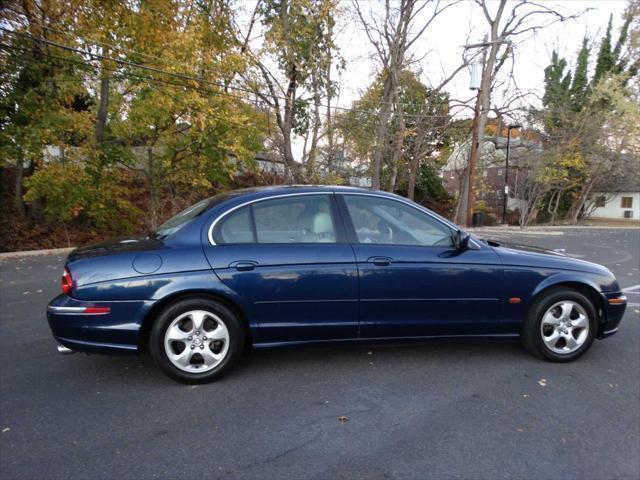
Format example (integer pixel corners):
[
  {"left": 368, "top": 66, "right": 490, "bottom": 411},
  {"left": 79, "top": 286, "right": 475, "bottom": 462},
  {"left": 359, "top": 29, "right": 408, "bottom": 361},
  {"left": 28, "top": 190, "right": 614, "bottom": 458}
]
[
  {"left": 337, "top": 193, "right": 505, "bottom": 339},
  {"left": 203, "top": 193, "right": 359, "bottom": 345}
]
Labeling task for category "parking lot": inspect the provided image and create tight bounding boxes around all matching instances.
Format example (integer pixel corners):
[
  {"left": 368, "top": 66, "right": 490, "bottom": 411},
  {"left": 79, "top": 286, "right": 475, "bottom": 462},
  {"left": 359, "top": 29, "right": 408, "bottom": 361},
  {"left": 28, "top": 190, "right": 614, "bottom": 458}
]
[{"left": 1, "top": 227, "right": 639, "bottom": 480}]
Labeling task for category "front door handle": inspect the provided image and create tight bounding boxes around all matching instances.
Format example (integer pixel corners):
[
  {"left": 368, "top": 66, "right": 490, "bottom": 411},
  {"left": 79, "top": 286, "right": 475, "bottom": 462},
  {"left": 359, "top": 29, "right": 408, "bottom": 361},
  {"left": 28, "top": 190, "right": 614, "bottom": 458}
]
[
  {"left": 229, "top": 261, "right": 258, "bottom": 271},
  {"left": 368, "top": 256, "right": 392, "bottom": 266}
]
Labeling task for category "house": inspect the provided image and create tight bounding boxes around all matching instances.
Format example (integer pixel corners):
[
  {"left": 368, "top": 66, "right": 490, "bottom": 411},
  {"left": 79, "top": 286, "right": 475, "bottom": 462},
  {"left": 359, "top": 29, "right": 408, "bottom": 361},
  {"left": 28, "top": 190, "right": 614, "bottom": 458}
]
[
  {"left": 586, "top": 156, "right": 640, "bottom": 221},
  {"left": 589, "top": 181, "right": 640, "bottom": 221},
  {"left": 440, "top": 134, "right": 542, "bottom": 213}
]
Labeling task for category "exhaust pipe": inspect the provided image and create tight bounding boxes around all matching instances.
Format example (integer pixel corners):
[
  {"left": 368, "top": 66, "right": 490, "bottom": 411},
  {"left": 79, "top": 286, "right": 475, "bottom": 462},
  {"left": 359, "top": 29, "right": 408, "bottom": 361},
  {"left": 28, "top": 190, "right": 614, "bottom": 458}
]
[{"left": 57, "top": 344, "right": 75, "bottom": 355}]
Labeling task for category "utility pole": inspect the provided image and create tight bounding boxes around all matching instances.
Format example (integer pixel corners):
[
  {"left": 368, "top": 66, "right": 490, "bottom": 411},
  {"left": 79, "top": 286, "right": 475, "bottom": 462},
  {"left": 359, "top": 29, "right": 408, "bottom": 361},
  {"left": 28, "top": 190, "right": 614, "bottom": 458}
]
[
  {"left": 502, "top": 124, "right": 521, "bottom": 224},
  {"left": 462, "top": 37, "right": 507, "bottom": 227}
]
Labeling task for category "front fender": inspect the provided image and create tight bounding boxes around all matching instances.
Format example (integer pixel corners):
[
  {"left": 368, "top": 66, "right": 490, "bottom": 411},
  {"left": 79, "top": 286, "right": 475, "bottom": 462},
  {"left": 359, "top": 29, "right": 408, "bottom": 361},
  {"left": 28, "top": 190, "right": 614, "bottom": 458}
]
[{"left": 531, "top": 272, "right": 607, "bottom": 298}]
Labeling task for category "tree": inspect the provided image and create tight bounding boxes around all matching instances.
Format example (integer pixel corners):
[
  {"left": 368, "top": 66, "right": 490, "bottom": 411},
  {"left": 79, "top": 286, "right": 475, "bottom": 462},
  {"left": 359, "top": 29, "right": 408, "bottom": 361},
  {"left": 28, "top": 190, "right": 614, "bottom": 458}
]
[
  {"left": 336, "top": 70, "right": 450, "bottom": 198},
  {"left": 570, "top": 38, "right": 590, "bottom": 111},
  {"left": 536, "top": 5, "right": 639, "bottom": 224},
  {"left": 242, "top": 0, "right": 340, "bottom": 182},
  {"left": 0, "top": 0, "right": 90, "bottom": 216},
  {"left": 353, "top": 0, "right": 461, "bottom": 191},
  {"left": 1, "top": 0, "right": 269, "bottom": 235},
  {"left": 455, "top": 0, "right": 584, "bottom": 226}
]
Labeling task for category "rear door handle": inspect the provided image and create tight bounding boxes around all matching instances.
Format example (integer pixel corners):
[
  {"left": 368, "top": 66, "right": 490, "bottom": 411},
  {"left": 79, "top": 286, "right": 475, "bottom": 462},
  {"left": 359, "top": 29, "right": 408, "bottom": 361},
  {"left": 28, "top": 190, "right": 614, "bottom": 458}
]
[
  {"left": 229, "top": 261, "right": 258, "bottom": 271},
  {"left": 368, "top": 256, "right": 392, "bottom": 266}
]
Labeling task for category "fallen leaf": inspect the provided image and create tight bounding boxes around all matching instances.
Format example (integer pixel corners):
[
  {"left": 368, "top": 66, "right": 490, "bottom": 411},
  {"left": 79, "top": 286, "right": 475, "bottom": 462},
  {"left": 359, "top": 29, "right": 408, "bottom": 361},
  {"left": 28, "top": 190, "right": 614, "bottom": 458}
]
[
  {"left": 538, "top": 379, "right": 547, "bottom": 387},
  {"left": 367, "top": 351, "right": 372, "bottom": 356},
  {"left": 2, "top": 427, "right": 10, "bottom": 433},
  {"left": 337, "top": 415, "right": 349, "bottom": 423},
  {"left": 522, "top": 394, "right": 530, "bottom": 398},
  {"left": 516, "top": 428, "right": 524, "bottom": 432}
]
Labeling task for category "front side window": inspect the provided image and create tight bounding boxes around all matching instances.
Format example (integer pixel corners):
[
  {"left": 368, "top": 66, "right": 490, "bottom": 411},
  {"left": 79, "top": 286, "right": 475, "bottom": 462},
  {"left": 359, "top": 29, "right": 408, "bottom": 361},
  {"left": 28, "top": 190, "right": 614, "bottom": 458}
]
[
  {"left": 343, "top": 195, "right": 454, "bottom": 247},
  {"left": 213, "top": 195, "right": 337, "bottom": 244},
  {"left": 621, "top": 197, "right": 633, "bottom": 208}
]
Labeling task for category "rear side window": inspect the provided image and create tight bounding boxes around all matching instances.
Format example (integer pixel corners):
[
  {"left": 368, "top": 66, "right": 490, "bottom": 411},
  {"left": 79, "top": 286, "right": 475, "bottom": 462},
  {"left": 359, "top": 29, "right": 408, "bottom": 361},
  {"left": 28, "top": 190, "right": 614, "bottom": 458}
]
[
  {"left": 213, "top": 194, "right": 337, "bottom": 244},
  {"left": 215, "top": 207, "right": 255, "bottom": 244}
]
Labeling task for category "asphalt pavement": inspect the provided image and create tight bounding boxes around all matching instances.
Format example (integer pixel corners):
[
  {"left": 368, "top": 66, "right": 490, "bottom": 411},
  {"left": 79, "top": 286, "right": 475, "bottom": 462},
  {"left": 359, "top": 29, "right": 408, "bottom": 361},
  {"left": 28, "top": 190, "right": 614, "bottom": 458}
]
[{"left": 1, "top": 227, "right": 639, "bottom": 480}]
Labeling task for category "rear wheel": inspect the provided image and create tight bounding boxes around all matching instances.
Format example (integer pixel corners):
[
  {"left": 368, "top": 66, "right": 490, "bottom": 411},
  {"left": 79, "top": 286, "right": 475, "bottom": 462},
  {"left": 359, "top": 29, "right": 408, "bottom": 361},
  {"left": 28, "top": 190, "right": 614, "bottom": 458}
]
[
  {"left": 522, "top": 288, "right": 597, "bottom": 362},
  {"left": 150, "top": 298, "right": 245, "bottom": 383}
]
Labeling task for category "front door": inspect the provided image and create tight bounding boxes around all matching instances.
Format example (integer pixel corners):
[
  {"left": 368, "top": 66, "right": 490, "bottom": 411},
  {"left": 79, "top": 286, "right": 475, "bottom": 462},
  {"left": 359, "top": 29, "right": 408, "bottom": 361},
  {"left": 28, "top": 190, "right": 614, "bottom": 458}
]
[
  {"left": 337, "top": 194, "right": 505, "bottom": 339},
  {"left": 203, "top": 193, "right": 359, "bottom": 345}
]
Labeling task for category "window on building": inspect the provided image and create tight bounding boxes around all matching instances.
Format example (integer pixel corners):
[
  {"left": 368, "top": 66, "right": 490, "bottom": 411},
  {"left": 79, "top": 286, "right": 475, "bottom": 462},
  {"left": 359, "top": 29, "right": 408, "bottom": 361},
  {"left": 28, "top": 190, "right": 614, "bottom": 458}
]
[
  {"left": 621, "top": 197, "right": 633, "bottom": 208},
  {"left": 595, "top": 196, "right": 606, "bottom": 207}
]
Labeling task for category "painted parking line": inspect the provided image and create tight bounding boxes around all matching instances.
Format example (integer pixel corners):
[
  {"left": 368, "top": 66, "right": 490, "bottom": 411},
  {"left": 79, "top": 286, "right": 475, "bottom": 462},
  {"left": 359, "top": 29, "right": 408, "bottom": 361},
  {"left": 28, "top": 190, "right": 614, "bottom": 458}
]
[{"left": 622, "top": 284, "right": 640, "bottom": 292}]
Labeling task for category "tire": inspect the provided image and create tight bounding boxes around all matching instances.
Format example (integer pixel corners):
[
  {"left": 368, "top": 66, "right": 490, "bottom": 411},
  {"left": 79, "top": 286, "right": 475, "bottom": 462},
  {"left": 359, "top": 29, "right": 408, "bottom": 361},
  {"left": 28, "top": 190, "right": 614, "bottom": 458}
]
[
  {"left": 149, "top": 298, "right": 246, "bottom": 383},
  {"left": 521, "top": 287, "right": 597, "bottom": 362}
]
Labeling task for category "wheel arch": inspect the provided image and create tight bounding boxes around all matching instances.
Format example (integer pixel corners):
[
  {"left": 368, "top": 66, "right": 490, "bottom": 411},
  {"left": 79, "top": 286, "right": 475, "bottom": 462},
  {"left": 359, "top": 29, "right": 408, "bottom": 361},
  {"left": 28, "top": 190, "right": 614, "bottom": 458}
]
[
  {"left": 138, "top": 290, "right": 253, "bottom": 352},
  {"left": 528, "top": 278, "right": 605, "bottom": 334}
]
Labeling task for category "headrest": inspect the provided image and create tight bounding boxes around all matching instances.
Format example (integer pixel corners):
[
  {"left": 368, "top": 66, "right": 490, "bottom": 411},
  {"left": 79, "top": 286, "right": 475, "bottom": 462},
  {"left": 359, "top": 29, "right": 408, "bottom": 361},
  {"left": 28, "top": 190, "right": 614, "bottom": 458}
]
[{"left": 312, "top": 212, "right": 333, "bottom": 235}]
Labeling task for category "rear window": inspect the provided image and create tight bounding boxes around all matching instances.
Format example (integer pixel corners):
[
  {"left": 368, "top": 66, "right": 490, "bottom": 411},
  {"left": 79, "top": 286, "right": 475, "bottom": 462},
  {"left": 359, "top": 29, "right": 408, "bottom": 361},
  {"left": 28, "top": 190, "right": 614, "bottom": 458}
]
[{"left": 154, "top": 199, "right": 212, "bottom": 238}]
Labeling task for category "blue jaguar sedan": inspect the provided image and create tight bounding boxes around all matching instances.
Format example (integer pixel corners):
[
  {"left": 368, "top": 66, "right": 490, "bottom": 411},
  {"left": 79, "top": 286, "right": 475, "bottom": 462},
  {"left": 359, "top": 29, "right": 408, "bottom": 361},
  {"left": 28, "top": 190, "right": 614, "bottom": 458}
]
[{"left": 47, "top": 186, "right": 627, "bottom": 383}]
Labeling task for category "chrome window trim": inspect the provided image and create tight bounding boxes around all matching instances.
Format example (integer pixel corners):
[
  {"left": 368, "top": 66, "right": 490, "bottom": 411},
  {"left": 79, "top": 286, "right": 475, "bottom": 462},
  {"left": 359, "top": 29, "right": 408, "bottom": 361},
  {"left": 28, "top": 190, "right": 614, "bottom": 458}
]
[
  {"left": 207, "top": 192, "right": 336, "bottom": 246},
  {"left": 338, "top": 192, "right": 481, "bottom": 249},
  {"left": 207, "top": 190, "right": 480, "bottom": 249}
]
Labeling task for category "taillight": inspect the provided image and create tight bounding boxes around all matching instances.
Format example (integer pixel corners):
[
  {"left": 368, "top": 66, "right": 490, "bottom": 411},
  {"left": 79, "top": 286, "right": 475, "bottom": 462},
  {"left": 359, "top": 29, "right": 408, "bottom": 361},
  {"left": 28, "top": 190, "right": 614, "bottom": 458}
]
[{"left": 61, "top": 267, "right": 73, "bottom": 295}]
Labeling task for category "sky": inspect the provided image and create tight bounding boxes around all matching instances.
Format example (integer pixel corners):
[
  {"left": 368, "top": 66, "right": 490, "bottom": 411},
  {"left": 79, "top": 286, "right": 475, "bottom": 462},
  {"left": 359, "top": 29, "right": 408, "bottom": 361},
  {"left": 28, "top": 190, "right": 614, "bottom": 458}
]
[
  {"left": 236, "top": 0, "right": 631, "bottom": 157},
  {"left": 331, "top": 0, "right": 629, "bottom": 122}
]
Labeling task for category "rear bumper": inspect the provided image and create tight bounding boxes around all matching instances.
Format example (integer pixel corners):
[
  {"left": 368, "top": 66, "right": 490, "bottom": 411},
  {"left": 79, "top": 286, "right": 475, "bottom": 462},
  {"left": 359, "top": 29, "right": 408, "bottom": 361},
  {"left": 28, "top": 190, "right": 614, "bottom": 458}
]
[
  {"left": 47, "top": 294, "right": 155, "bottom": 354},
  {"left": 597, "top": 292, "right": 627, "bottom": 339}
]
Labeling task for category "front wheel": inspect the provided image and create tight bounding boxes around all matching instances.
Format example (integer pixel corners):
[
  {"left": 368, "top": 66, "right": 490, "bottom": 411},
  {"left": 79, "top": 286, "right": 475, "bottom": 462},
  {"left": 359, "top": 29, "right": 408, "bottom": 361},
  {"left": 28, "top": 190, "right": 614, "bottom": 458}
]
[
  {"left": 149, "top": 298, "right": 245, "bottom": 383},
  {"left": 522, "top": 288, "right": 597, "bottom": 362}
]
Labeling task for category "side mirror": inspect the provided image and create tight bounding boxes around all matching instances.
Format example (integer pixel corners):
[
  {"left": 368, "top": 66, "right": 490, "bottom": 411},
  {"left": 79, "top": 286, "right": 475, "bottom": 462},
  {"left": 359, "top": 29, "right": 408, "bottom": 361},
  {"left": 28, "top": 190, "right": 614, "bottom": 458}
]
[{"left": 453, "top": 229, "right": 471, "bottom": 250}]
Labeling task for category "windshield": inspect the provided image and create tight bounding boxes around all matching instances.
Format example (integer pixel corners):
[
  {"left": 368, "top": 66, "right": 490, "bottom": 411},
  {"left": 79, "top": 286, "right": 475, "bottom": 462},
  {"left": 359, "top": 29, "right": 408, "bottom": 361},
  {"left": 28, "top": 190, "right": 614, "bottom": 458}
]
[{"left": 154, "top": 198, "right": 214, "bottom": 238}]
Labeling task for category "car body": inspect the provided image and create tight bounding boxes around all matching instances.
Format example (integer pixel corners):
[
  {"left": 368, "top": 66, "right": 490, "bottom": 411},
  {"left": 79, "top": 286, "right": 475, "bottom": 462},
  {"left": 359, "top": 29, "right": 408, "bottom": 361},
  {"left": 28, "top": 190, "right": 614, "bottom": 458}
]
[{"left": 47, "top": 186, "right": 627, "bottom": 382}]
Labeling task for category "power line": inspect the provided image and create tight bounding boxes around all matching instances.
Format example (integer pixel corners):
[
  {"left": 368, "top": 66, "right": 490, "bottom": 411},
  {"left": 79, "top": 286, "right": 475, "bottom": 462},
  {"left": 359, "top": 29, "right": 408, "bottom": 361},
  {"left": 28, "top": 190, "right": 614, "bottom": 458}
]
[
  {"left": 34, "top": 21, "right": 451, "bottom": 113},
  {"left": 1, "top": 27, "right": 457, "bottom": 121},
  {"left": 0, "top": 42, "right": 269, "bottom": 134}
]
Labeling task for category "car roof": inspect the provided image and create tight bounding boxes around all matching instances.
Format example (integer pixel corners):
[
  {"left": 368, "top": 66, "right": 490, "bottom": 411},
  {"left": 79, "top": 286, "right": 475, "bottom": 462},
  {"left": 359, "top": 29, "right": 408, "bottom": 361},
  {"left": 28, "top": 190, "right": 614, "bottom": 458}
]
[
  {"left": 204, "top": 184, "right": 381, "bottom": 206},
  {"left": 221, "top": 185, "right": 373, "bottom": 195}
]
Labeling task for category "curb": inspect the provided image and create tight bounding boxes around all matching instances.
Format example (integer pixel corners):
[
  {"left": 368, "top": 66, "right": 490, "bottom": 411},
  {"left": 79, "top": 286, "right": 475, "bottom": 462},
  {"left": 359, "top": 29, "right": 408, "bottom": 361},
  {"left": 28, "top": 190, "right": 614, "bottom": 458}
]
[
  {"left": 469, "top": 225, "right": 640, "bottom": 231},
  {"left": 0, "top": 247, "right": 75, "bottom": 260}
]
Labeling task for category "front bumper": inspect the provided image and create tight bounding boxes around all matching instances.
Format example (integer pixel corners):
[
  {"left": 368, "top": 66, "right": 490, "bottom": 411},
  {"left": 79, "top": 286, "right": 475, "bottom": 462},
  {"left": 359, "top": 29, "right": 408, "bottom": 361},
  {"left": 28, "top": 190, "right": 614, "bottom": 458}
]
[
  {"left": 47, "top": 294, "right": 155, "bottom": 354},
  {"left": 598, "top": 292, "right": 627, "bottom": 339}
]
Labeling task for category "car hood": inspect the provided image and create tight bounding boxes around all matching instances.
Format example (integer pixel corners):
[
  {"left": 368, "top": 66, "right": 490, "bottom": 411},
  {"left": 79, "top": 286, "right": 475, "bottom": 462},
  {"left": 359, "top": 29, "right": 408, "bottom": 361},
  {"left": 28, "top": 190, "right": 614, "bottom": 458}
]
[{"left": 484, "top": 238, "right": 613, "bottom": 276}]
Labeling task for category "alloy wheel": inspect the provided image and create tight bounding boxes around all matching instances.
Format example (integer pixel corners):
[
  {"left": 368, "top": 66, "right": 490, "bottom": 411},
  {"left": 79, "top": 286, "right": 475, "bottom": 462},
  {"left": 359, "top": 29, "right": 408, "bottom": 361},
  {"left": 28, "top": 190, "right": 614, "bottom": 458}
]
[
  {"left": 163, "top": 310, "right": 230, "bottom": 373},
  {"left": 540, "top": 300, "right": 590, "bottom": 354}
]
